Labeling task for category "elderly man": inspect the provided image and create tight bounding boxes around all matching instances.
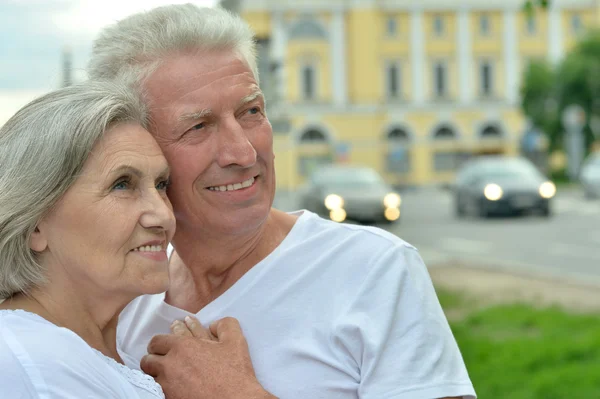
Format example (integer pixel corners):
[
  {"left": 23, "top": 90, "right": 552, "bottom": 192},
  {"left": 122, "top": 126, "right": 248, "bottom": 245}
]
[{"left": 89, "top": 4, "right": 476, "bottom": 399}]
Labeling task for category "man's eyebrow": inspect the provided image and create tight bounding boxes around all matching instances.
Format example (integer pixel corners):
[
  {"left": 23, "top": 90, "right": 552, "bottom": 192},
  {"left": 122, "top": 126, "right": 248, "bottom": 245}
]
[
  {"left": 238, "top": 89, "right": 264, "bottom": 108},
  {"left": 172, "top": 109, "right": 213, "bottom": 136},
  {"left": 178, "top": 108, "right": 213, "bottom": 123}
]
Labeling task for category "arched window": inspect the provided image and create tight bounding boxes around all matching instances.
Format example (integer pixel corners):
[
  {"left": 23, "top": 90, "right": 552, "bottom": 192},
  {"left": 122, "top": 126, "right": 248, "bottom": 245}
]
[
  {"left": 433, "top": 126, "right": 457, "bottom": 140},
  {"left": 481, "top": 124, "right": 503, "bottom": 139},
  {"left": 300, "top": 129, "right": 327, "bottom": 142},
  {"left": 432, "top": 125, "right": 462, "bottom": 172},
  {"left": 386, "top": 127, "right": 412, "bottom": 174},
  {"left": 289, "top": 18, "right": 327, "bottom": 40},
  {"left": 387, "top": 128, "right": 410, "bottom": 141}
]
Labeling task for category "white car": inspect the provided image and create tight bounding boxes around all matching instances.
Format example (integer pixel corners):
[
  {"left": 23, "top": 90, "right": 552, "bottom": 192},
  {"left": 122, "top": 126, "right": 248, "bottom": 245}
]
[{"left": 580, "top": 153, "right": 600, "bottom": 198}]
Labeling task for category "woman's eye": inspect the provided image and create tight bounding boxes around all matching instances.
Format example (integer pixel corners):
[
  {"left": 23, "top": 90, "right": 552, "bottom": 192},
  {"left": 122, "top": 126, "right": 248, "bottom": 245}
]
[
  {"left": 112, "top": 180, "right": 130, "bottom": 190},
  {"left": 156, "top": 178, "right": 171, "bottom": 191}
]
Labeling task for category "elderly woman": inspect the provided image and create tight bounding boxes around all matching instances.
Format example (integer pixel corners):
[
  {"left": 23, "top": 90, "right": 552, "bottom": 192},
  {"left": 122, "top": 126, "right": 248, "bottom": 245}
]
[{"left": 0, "top": 81, "right": 176, "bottom": 398}]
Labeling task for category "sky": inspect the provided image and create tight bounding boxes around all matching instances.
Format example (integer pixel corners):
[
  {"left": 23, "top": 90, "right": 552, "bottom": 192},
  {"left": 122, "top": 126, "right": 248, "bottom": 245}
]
[{"left": 0, "top": 0, "right": 218, "bottom": 126}]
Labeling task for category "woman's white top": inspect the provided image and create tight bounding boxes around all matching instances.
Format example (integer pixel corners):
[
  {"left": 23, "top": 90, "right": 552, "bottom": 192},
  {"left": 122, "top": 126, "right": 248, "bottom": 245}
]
[{"left": 0, "top": 309, "right": 165, "bottom": 399}]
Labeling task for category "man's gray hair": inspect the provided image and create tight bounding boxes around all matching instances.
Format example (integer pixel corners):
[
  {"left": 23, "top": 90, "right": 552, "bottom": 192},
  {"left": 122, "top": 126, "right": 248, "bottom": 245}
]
[
  {"left": 88, "top": 4, "right": 258, "bottom": 89},
  {"left": 0, "top": 81, "right": 147, "bottom": 299}
]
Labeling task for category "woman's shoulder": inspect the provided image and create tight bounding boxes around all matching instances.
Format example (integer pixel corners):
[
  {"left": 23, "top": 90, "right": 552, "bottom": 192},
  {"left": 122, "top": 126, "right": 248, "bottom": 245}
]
[
  {"left": 0, "top": 309, "right": 82, "bottom": 353},
  {"left": 0, "top": 309, "right": 134, "bottom": 397}
]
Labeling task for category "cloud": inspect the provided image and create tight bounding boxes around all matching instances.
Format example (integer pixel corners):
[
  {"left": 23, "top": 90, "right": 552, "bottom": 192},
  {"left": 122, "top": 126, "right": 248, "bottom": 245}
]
[{"left": 0, "top": 0, "right": 218, "bottom": 126}]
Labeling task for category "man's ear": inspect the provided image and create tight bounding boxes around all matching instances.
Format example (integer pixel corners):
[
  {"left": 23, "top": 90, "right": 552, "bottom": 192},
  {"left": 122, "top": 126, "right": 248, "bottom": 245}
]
[{"left": 29, "top": 226, "right": 48, "bottom": 252}]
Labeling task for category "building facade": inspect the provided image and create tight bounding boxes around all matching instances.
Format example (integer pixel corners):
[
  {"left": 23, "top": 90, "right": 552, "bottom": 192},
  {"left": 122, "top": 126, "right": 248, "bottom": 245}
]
[{"left": 226, "top": 0, "right": 599, "bottom": 189}]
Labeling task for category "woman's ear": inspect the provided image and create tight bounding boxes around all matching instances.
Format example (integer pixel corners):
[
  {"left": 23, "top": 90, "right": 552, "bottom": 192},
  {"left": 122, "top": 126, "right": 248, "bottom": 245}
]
[{"left": 29, "top": 226, "right": 48, "bottom": 252}]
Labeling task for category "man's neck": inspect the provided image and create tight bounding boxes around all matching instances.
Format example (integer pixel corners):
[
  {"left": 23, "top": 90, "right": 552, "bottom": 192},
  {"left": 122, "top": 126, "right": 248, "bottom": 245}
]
[{"left": 166, "top": 209, "right": 298, "bottom": 312}]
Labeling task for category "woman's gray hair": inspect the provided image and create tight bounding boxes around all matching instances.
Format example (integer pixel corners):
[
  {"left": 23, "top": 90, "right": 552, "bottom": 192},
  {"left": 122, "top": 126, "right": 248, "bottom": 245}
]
[
  {"left": 87, "top": 4, "right": 258, "bottom": 89},
  {"left": 0, "top": 81, "right": 147, "bottom": 299}
]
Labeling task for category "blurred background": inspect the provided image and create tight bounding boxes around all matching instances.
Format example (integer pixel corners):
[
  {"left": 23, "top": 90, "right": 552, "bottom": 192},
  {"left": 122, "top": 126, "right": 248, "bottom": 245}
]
[{"left": 3, "top": 0, "right": 600, "bottom": 396}]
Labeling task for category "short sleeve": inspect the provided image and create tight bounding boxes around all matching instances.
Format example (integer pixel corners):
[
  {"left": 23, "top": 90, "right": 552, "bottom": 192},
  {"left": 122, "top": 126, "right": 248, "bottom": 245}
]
[
  {"left": 0, "top": 334, "right": 39, "bottom": 399},
  {"left": 332, "top": 244, "right": 477, "bottom": 399}
]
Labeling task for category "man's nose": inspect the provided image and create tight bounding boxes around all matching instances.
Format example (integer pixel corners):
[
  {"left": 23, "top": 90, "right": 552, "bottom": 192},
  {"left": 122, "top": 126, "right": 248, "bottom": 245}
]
[{"left": 215, "top": 117, "right": 257, "bottom": 169}]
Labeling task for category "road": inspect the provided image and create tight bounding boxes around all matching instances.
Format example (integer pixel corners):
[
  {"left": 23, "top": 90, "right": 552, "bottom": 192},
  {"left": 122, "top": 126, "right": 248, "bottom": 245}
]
[{"left": 274, "top": 186, "right": 600, "bottom": 285}]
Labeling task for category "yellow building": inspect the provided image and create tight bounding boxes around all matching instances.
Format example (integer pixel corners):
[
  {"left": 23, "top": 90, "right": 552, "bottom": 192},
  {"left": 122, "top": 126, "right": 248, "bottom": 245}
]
[{"left": 224, "top": 0, "right": 599, "bottom": 189}]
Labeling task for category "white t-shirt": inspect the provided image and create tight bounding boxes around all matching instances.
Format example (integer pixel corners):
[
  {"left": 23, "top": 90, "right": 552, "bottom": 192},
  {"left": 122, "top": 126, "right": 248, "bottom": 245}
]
[
  {"left": 118, "top": 210, "right": 476, "bottom": 398},
  {"left": 0, "top": 309, "right": 164, "bottom": 399}
]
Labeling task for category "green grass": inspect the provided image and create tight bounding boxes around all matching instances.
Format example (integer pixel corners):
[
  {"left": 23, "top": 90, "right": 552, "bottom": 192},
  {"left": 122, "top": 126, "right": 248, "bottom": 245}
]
[{"left": 438, "top": 289, "right": 600, "bottom": 398}]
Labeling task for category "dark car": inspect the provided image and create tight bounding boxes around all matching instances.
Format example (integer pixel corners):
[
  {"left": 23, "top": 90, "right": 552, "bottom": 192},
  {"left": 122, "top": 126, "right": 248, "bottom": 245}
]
[
  {"left": 453, "top": 156, "right": 556, "bottom": 218},
  {"left": 298, "top": 165, "right": 401, "bottom": 224}
]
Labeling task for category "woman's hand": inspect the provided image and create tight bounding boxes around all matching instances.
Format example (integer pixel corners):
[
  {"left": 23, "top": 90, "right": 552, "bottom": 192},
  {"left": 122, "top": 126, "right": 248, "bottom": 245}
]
[{"left": 169, "top": 316, "right": 216, "bottom": 340}]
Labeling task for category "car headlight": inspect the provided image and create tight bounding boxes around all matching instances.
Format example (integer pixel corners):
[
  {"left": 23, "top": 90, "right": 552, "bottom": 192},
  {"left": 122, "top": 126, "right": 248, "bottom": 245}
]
[
  {"left": 383, "top": 193, "right": 401, "bottom": 208},
  {"left": 483, "top": 184, "right": 503, "bottom": 201},
  {"left": 539, "top": 181, "right": 556, "bottom": 199},
  {"left": 324, "top": 194, "right": 344, "bottom": 210}
]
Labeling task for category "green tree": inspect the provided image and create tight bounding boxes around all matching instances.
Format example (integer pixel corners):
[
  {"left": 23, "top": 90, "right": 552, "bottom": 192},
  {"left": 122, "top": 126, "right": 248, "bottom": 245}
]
[
  {"left": 520, "top": 60, "right": 559, "bottom": 149},
  {"left": 521, "top": 29, "right": 600, "bottom": 153}
]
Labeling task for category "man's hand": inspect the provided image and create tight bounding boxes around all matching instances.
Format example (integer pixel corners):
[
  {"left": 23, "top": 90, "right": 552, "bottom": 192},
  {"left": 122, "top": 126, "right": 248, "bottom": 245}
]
[{"left": 141, "top": 316, "right": 277, "bottom": 399}]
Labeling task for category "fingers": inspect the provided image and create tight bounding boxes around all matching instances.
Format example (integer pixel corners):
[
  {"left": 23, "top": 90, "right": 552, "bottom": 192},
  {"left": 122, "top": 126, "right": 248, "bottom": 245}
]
[
  {"left": 147, "top": 334, "right": 180, "bottom": 356},
  {"left": 184, "top": 316, "right": 215, "bottom": 340},
  {"left": 209, "top": 317, "right": 245, "bottom": 344},
  {"left": 140, "top": 354, "right": 162, "bottom": 377},
  {"left": 170, "top": 320, "right": 193, "bottom": 337}
]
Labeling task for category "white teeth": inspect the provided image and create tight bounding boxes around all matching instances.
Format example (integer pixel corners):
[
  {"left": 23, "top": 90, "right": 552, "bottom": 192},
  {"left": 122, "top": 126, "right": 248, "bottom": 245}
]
[
  {"left": 209, "top": 177, "right": 255, "bottom": 192},
  {"left": 133, "top": 245, "right": 163, "bottom": 252}
]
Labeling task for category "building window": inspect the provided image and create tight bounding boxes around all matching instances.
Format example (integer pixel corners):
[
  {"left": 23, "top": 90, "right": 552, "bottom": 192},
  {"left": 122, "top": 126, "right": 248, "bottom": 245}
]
[
  {"left": 571, "top": 14, "right": 583, "bottom": 34},
  {"left": 481, "top": 124, "right": 503, "bottom": 139},
  {"left": 480, "top": 61, "right": 494, "bottom": 97},
  {"left": 301, "top": 64, "right": 316, "bottom": 100},
  {"left": 432, "top": 126, "right": 464, "bottom": 171},
  {"left": 386, "top": 128, "right": 411, "bottom": 173},
  {"left": 434, "top": 126, "right": 456, "bottom": 140},
  {"left": 526, "top": 15, "right": 536, "bottom": 35},
  {"left": 480, "top": 14, "right": 490, "bottom": 36},
  {"left": 386, "top": 16, "right": 398, "bottom": 37},
  {"left": 385, "top": 61, "right": 402, "bottom": 99},
  {"left": 298, "top": 128, "right": 332, "bottom": 176},
  {"left": 300, "top": 129, "right": 327, "bottom": 142},
  {"left": 433, "top": 15, "right": 445, "bottom": 37},
  {"left": 433, "top": 61, "right": 447, "bottom": 98}
]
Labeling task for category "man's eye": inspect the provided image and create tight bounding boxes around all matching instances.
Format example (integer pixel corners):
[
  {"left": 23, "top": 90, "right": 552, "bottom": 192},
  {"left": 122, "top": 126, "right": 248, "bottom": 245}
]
[
  {"left": 247, "top": 107, "right": 260, "bottom": 115},
  {"left": 156, "top": 178, "right": 171, "bottom": 191},
  {"left": 191, "top": 122, "right": 205, "bottom": 130}
]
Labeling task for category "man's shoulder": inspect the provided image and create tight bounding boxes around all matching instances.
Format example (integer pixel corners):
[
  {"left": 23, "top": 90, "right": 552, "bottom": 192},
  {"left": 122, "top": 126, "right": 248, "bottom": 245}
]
[{"left": 290, "top": 210, "right": 417, "bottom": 254}]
